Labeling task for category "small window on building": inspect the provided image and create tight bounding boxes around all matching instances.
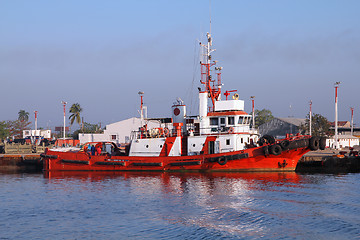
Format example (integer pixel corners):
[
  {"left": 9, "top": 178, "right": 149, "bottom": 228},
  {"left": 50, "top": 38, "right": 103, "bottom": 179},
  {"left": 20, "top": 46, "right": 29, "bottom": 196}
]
[
  {"left": 238, "top": 116, "right": 244, "bottom": 124},
  {"left": 111, "top": 135, "right": 117, "bottom": 140},
  {"left": 228, "top": 117, "right": 235, "bottom": 125},
  {"left": 220, "top": 118, "right": 225, "bottom": 125},
  {"left": 226, "top": 139, "right": 230, "bottom": 145},
  {"left": 210, "top": 117, "right": 219, "bottom": 126}
]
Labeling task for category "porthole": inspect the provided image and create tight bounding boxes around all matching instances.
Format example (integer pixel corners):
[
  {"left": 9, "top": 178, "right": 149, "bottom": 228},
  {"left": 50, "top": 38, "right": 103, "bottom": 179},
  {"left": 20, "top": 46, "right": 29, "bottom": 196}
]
[
  {"left": 146, "top": 145, "right": 149, "bottom": 148},
  {"left": 193, "top": 144, "right": 196, "bottom": 147}
]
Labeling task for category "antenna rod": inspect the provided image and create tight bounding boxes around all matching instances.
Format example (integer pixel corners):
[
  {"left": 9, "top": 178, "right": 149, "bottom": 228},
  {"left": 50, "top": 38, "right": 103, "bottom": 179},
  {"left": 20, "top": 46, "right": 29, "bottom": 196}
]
[{"left": 209, "top": 0, "right": 211, "bottom": 34}]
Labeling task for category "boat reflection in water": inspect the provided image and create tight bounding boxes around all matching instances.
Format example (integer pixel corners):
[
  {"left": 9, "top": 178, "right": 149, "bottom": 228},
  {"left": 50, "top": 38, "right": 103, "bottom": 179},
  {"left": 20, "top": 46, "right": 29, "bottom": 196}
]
[
  {"left": 43, "top": 171, "right": 307, "bottom": 237},
  {"left": 44, "top": 171, "right": 303, "bottom": 187},
  {"left": 41, "top": 171, "right": 359, "bottom": 239}
]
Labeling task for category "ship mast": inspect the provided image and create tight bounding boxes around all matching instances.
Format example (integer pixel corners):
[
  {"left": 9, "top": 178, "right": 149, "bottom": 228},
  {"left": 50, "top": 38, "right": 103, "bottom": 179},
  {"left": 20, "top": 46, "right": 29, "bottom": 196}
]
[{"left": 199, "top": 17, "right": 222, "bottom": 111}]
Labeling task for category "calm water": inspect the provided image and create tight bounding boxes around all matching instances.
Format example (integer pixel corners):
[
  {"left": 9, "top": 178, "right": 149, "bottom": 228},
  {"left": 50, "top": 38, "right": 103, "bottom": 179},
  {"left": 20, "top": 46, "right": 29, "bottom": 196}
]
[{"left": 0, "top": 171, "right": 359, "bottom": 240}]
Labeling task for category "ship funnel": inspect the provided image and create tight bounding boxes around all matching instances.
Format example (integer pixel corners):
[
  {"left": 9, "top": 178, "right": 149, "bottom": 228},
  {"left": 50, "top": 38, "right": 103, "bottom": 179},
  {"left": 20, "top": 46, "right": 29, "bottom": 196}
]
[{"left": 172, "top": 100, "right": 187, "bottom": 133}]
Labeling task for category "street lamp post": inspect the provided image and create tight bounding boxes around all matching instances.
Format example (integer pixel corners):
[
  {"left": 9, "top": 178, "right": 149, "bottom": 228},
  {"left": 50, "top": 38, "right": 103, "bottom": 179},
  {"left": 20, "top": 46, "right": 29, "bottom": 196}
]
[
  {"left": 334, "top": 82, "right": 341, "bottom": 149},
  {"left": 61, "top": 101, "right": 67, "bottom": 139},
  {"left": 250, "top": 96, "right": 255, "bottom": 130}
]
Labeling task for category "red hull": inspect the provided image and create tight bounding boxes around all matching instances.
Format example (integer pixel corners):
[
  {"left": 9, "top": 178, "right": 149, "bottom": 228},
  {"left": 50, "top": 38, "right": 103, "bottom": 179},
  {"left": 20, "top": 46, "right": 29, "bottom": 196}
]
[{"left": 43, "top": 141, "right": 311, "bottom": 172}]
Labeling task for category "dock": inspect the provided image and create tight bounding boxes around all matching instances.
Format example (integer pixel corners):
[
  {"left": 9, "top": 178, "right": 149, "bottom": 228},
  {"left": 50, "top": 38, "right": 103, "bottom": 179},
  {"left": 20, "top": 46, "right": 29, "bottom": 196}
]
[
  {"left": 296, "top": 148, "right": 360, "bottom": 173},
  {"left": 0, "top": 154, "right": 42, "bottom": 173}
]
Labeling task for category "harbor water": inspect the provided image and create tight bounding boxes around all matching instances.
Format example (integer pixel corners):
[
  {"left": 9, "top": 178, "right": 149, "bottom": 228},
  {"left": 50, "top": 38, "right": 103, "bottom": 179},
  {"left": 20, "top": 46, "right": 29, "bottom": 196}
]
[{"left": 0, "top": 171, "right": 359, "bottom": 239}]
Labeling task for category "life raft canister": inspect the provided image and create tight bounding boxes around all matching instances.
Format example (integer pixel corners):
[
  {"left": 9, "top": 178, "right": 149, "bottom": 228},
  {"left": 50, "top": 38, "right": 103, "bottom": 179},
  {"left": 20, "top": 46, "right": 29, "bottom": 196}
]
[{"left": 164, "top": 127, "right": 170, "bottom": 137}]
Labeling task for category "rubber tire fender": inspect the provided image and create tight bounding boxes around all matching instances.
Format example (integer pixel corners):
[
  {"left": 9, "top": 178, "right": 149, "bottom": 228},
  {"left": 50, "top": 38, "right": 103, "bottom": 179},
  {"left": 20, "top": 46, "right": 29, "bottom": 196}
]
[
  {"left": 280, "top": 140, "right": 290, "bottom": 150},
  {"left": 309, "top": 137, "right": 320, "bottom": 151},
  {"left": 263, "top": 145, "right": 269, "bottom": 156},
  {"left": 270, "top": 144, "right": 282, "bottom": 155},
  {"left": 258, "top": 135, "right": 276, "bottom": 146},
  {"left": 319, "top": 137, "right": 326, "bottom": 150},
  {"left": 262, "top": 135, "right": 276, "bottom": 144},
  {"left": 217, "top": 157, "right": 227, "bottom": 166}
]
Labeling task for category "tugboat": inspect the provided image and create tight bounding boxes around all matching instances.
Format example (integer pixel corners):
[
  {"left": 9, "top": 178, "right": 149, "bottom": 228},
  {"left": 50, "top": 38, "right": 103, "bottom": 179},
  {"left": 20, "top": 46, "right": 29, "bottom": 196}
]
[{"left": 42, "top": 31, "right": 325, "bottom": 172}]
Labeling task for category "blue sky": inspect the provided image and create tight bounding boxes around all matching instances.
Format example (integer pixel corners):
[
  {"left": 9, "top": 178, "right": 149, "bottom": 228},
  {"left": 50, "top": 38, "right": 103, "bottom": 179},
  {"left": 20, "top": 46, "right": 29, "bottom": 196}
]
[{"left": 1, "top": 0, "right": 359, "bottom": 130}]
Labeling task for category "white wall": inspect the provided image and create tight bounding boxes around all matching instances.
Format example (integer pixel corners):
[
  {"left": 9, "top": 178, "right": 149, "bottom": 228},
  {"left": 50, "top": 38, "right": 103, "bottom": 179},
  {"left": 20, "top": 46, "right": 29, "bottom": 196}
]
[
  {"left": 79, "top": 117, "right": 162, "bottom": 145},
  {"left": 326, "top": 135, "right": 360, "bottom": 149}
]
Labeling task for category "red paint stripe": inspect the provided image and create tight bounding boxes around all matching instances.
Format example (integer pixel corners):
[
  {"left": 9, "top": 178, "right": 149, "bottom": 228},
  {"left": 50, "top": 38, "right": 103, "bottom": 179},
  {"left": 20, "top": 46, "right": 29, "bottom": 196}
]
[
  {"left": 207, "top": 111, "right": 248, "bottom": 116},
  {"left": 335, "top": 87, "right": 338, "bottom": 103},
  {"left": 201, "top": 136, "right": 217, "bottom": 153},
  {"left": 159, "top": 137, "right": 177, "bottom": 157}
]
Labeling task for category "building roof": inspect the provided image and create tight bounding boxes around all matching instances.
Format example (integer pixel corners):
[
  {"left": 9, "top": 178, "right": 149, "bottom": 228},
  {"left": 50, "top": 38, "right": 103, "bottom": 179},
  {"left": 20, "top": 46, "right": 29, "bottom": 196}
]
[
  {"left": 328, "top": 134, "right": 360, "bottom": 140},
  {"left": 277, "top": 118, "right": 306, "bottom": 127},
  {"left": 329, "top": 121, "right": 351, "bottom": 127}
]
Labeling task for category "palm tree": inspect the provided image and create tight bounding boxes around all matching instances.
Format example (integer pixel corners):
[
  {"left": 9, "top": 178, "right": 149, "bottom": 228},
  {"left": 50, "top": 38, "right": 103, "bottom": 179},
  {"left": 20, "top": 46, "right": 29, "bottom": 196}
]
[
  {"left": 69, "top": 103, "right": 83, "bottom": 128},
  {"left": 18, "top": 110, "right": 29, "bottom": 122}
]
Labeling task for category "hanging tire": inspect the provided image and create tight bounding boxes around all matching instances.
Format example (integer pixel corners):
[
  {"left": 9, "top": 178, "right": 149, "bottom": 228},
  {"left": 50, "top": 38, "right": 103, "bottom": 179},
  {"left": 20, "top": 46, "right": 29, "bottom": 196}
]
[
  {"left": 270, "top": 144, "right": 282, "bottom": 155},
  {"left": 319, "top": 137, "right": 327, "bottom": 150},
  {"left": 263, "top": 145, "right": 269, "bottom": 156},
  {"left": 258, "top": 135, "right": 275, "bottom": 146},
  {"left": 263, "top": 135, "right": 275, "bottom": 144},
  {"left": 298, "top": 139, "right": 308, "bottom": 148},
  {"left": 280, "top": 140, "right": 290, "bottom": 150},
  {"left": 217, "top": 157, "right": 227, "bottom": 165},
  {"left": 309, "top": 137, "right": 320, "bottom": 151}
]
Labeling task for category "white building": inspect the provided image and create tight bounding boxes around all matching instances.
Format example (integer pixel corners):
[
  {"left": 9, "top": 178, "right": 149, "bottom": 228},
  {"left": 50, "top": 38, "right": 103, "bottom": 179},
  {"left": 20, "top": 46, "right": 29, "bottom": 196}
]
[
  {"left": 326, "top": 134, "right": 360, "bottom": 149},
  {"left": 23, "top": 129, "right": 52, "bottom": 139},
  {"left": 78, "top": 117, "right": 163, "bottom": 145}
]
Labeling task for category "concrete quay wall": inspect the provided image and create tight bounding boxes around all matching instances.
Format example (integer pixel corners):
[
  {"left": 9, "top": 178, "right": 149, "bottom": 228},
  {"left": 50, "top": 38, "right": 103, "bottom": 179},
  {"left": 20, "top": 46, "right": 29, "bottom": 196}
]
[{"left": 0, "top": 154, "right": 42, "bottom": 172}]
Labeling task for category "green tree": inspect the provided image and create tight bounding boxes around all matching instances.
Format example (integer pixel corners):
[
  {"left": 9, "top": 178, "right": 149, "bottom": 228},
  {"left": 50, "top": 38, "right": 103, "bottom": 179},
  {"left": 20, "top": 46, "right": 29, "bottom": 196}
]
[
  {"left": 299, "top": 113, "right": 331, "bottom": 136},
  {"left": 18, "top": 110, "right": 29, "bottom": 122},
  {"left": 254, "top": 109, "right": 274, "bottom": 127},
  {"left": 69, "top": 103, "right": 83, "bottom": 128},
  {"left": 6, "top": 120, "right": 31, "bottom": 139},
  {"left": 0, "top": 121, "right": 10, "bottom": 140},
  {"left": 71, "top": 122, "right": 103, "bottom": 139}
]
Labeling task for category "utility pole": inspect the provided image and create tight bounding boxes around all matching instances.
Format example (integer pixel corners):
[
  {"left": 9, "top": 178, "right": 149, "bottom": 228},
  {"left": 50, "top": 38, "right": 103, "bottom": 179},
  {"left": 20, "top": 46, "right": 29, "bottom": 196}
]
[
  {"left": 34, "top": 111, "right": 38, "bottom": 131},
  {"left": 309, "top": 101, "right": 312, "bottom": 136},
  {"left": 334, "top": 82, "right": 341, "bottom": 149},
  {"left": 350, "top": 107, "right": 354, "bottom": 136},
  {"left": 61, "top": 101, "right": 67, "bottom": 139}
]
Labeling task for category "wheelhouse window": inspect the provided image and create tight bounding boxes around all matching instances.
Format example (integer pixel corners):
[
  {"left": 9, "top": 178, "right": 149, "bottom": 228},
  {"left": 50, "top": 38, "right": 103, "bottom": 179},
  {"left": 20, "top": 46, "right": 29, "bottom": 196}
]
[
  {"left": 210, "top": 117, "right": 218, "bottom": 126},
  {"left": 228, "top": 117, "right": 235, "bottom": 125},
  {"left": 244, "top": 117, "right": 249, "bottom": 124},
  {"left": 238, "top": 116, "right": 244, "bottom": 124},
  {"left": 220, "top": 118, "right": 225, "bottom": 125}
]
